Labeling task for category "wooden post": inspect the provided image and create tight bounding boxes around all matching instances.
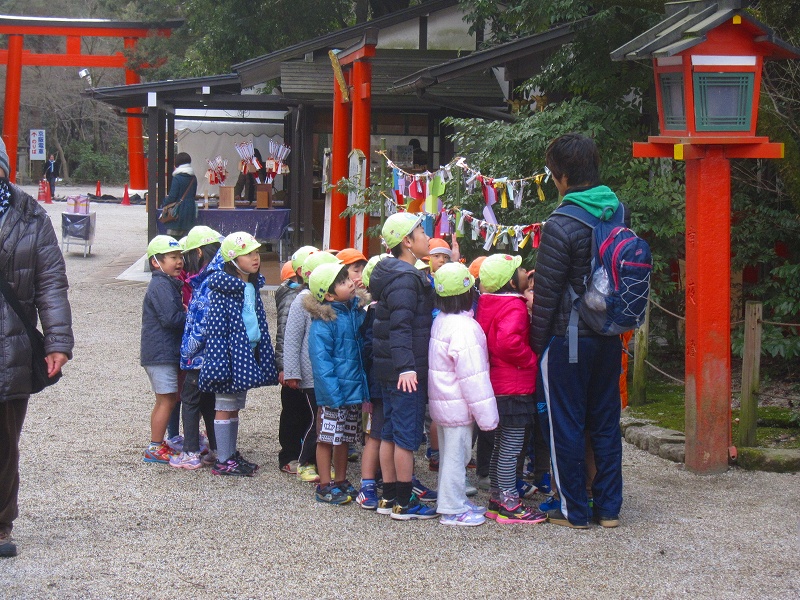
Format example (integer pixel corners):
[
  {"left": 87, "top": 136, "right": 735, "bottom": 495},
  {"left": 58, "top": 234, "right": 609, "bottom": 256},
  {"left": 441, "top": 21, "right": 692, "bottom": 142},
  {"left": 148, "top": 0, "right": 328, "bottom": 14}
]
[
  {"left": 630, "top": 299, "right": 650, "bottom": 406},
  {"left": 738, "top": 301, "right": 762, "bottom": 448},
  {"left": 379, "top": 138, "right": 386, "bottom": 229}
]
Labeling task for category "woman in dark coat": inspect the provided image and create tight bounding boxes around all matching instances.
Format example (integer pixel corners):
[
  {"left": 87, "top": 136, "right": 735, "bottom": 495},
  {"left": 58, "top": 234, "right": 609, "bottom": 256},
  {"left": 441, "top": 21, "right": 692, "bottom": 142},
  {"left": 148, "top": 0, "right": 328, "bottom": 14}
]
[
  {"left": 161, "top": 152, "right": 198, "bottom": 238},
  {"left": 0, "top": 137, "right": 74, "bottom": 558}
]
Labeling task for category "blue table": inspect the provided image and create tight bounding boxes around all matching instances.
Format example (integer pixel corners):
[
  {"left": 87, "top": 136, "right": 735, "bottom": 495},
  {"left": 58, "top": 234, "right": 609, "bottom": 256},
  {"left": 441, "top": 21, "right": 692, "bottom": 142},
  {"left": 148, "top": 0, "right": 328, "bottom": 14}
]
[{"left": 158, "top": 208, "right": 290, "bottom": 243}]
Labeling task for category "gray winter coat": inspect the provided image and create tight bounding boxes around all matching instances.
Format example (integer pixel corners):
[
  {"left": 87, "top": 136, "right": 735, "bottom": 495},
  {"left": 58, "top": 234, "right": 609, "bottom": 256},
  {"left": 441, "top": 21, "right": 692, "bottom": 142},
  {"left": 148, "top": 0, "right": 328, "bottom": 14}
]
[
  {"left": 282, "top": 289, "right": 314, "bottom": 388},
  {"left": 274, "top": 280, "right": 302, "bottom": 372},
  {"left": 0, "top": 184, "right": 74, "bottom": 401}
]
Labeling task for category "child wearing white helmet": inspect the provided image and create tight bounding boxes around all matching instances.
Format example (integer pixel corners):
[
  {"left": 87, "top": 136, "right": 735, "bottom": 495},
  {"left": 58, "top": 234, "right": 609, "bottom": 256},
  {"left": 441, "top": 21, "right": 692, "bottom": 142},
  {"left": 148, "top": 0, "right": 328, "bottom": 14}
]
[
  {"left": 141, "top": 235, "right": 187, "bottom": 465},
  {"left": 198, "top": 232, "right": 278, "bottom": 476}
]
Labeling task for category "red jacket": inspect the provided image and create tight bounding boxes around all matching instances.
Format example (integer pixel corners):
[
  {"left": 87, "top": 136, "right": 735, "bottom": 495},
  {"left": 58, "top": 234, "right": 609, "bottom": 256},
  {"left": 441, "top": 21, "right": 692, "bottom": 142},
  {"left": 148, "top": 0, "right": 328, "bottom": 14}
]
[{"left": 476, "top": 293, "right": 538, "bottom": 396}]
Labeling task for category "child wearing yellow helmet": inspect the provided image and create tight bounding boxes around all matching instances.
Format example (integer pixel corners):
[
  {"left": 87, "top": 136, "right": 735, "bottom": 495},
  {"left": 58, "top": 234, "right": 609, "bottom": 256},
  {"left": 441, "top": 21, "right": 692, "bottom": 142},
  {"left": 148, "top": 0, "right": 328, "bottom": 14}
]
[{"left": 198, "top": 232, "right": 278, "bottom": 476}]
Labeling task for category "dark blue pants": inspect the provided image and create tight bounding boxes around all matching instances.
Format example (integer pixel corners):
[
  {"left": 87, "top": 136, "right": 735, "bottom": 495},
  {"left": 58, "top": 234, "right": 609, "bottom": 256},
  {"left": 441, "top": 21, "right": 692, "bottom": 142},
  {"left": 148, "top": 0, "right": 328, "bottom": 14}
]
[{"left": 538, "top": 335, "right": 623, "bottom": 525}]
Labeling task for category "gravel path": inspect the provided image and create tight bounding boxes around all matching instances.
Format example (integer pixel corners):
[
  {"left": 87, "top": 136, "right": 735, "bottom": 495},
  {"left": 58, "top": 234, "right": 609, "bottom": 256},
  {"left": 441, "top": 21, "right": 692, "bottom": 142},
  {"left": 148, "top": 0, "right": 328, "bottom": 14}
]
[{"left": 1, "top": 201, "right": 798, "bottom": 599}]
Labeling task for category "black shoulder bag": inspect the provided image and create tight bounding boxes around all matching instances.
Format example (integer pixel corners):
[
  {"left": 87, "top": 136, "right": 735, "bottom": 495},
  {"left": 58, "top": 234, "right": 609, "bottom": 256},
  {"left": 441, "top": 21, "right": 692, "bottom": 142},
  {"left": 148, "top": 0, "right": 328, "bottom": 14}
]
[{"left": 0, "top": 273, "right": 63, "bottom": 393}]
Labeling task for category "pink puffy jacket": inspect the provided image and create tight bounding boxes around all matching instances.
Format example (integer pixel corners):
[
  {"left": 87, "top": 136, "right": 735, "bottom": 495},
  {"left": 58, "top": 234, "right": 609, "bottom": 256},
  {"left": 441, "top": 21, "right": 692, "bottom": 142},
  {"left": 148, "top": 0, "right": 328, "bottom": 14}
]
[
  {"left": 428, "top": 312, "right": 499, "bottom": 430},
  {"left": 476, "top": 293, "right": 538, "bottom": 396}
]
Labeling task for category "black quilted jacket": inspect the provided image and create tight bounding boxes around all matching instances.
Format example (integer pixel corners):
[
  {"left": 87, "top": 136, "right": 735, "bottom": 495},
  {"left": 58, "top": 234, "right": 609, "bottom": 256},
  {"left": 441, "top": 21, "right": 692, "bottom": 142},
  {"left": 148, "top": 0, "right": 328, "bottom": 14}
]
[
  {"left": 0, "top": 184, "right": 74, "bottom": 400},
  {"left": 529, "top": 203, "right": 597, "bottom": 355}
]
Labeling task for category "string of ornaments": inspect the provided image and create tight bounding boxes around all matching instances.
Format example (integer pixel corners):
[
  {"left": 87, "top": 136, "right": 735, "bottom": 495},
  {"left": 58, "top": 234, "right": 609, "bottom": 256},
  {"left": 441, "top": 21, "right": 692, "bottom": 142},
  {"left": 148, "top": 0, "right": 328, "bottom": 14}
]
[{"left": 377, "top": 151, "right": 551, "bottom": 251}]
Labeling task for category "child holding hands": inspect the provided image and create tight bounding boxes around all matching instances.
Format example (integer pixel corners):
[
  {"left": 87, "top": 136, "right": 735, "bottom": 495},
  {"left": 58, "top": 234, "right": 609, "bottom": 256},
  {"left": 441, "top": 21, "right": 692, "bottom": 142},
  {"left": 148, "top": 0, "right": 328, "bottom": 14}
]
[{"left": 428, "top": 263, "right": 498, "bottom": 526}]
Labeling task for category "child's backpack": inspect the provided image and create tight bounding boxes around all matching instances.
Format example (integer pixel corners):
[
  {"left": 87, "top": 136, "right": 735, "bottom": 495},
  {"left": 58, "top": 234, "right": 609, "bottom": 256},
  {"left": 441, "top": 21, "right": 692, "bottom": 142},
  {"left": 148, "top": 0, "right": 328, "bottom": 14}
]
[{"left": 553, "top": 203, "right": 652, "bottom": 363}]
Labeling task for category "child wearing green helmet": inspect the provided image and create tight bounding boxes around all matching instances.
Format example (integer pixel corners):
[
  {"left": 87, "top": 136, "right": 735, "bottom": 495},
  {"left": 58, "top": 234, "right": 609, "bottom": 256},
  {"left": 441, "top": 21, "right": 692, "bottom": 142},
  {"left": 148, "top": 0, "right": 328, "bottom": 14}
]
[
  {"left": 304, "top": 262, "right": 369, "bottom": 504},
  {"left": 429, "top": 263, "right": 498, "bottom": 526},
  {"left": 169, "top": 226, "right": 223, "bottom": 470},
  {"left": 141, "top": 235, "right": 187, "bottom": 465},
  {"left": 198, "top": 232, "right": 278, "bottom": 476}
]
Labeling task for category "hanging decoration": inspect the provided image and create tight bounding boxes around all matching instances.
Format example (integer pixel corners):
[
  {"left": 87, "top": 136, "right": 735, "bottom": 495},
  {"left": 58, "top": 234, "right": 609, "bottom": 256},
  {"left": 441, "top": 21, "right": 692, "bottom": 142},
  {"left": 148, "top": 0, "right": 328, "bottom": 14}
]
[{"left": 205, "top": 156, "right": 228, "bottom": 186}]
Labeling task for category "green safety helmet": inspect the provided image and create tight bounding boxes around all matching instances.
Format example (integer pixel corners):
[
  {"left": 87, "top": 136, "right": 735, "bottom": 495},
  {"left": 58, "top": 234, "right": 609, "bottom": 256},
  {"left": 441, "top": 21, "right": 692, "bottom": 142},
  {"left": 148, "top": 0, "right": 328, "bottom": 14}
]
[
  {"left": 220, "top": 231, "right": 261, "bottom": 262},
  {"left": 308, "top": 262, "right": 347, "bottom": 303},
  {"left": 291, "top": 245, "right": 319, "bottom": 271},
  {"left": 381, "top": 212, "right": 423, "bottom": 249},
  {"left": 415, "top": 259, "right": 429, "bottom": 271},
  {"left": 183, "top": 225, "right": 222, "bottom": 252},
  {"left": 361, "top": 253, "right": 390, "bottom": 288},
  {"left": 433, "top": 262, "right": 475, "bottom": 297},
  {"left": 177, "top": 236, "right": 188, "bottom": 252},
  {"left": 479, "top": 253, "right": 523, "bottom": 293},
  {"left": 301, "top": 250, "right": 341, "bottom": 282},
  {"left": 147, "top": 235, "right": 182, "bottom": 258}
]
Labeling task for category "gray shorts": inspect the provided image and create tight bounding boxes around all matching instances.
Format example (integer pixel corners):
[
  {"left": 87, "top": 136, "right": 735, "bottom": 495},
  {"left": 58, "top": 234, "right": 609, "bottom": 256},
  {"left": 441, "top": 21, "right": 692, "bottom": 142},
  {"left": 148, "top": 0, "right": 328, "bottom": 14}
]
[
  {"left": 215, "top": 392, "right": 247, "bottom": 412},
  {"left": 144, "top": 364, "right": 179, "bottom": 394},
  {"left": 317, "top": 406, "right": 360, "bottom": 446}
]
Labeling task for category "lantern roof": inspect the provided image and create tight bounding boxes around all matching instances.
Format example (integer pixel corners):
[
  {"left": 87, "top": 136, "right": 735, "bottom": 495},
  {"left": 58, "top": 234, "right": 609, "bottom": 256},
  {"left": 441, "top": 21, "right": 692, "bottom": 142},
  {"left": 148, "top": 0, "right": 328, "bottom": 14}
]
[{"left": 611, "top": 0, "right": 800, "bottom": 62}]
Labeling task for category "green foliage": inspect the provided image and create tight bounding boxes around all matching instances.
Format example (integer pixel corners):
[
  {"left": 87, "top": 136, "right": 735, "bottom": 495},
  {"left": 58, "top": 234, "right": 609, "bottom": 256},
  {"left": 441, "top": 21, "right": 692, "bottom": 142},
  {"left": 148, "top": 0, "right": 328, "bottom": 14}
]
[{"left": 65, "top": 140, "right": 128, "bottom": 185}]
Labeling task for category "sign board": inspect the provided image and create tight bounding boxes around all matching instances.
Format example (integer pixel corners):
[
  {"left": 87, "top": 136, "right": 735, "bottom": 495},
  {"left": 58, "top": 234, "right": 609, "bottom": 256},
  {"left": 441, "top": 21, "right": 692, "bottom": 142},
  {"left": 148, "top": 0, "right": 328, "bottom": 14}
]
[{"left": 30, "top": 129, "right": 46, "bottom": 160}]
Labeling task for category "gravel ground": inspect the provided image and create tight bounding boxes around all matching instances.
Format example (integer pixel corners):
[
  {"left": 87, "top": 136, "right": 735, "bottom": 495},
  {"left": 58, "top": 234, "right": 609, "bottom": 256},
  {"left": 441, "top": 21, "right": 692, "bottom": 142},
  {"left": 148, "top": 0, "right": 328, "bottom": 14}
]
[{"left": 1, "top": 199, "right": 798, "bottom": 599}]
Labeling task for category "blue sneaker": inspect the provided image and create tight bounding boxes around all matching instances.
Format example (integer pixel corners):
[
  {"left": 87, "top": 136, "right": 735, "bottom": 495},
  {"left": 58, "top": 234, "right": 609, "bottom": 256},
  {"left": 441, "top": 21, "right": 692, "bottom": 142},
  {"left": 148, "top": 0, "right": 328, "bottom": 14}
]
[
  {"left": 516, "top": 478, "right": 536, "bottom": 499},
  {"left": 535, "top": 473, "right": 553, "bottom": 495},
  {"left": 465, "top": 500, "right": 487, "bottom": 515},
  {"left": 539, "top": 495, "right": 561, "bottom": 512},
  {"left": 390, "top": 495, "right": 438, "bottom": 520},
  {"left": 356, "top": 482, "right": 378, "bottom": 510},
  {"left": 315, "top": 482, "right": 351, "bottom": 505},
  {"left": 440, "top": 510, "right": 485, "bottom": 527},
  {"left": 412, "top": 476, "right": 438, "bottom": 503}
]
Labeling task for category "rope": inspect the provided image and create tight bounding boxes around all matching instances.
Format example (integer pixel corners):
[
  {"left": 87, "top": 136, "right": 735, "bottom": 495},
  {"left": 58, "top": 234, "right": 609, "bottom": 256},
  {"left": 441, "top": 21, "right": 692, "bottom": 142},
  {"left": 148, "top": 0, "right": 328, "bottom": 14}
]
[
  {"left": 761, "top": 320, "right": 800, "bottom": 328},
  {"left": 649, "top": 299, "right": 685, "bottom": 321},
  {"left": 644, "top": 359, "right": 685, "bottom": 385}
]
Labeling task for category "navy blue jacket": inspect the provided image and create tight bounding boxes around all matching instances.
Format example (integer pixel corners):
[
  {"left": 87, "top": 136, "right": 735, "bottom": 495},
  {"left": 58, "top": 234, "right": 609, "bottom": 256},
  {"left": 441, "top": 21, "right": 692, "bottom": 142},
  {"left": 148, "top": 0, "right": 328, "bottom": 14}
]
[
  {"left": 369, "top": 257, "right": 433, "bottom": 383},
  {"left": 198, "top": 267, "right": 278, "bottom": 393},
  {"left": 141, "top": 270, "right": 185, "bottom": 366}
]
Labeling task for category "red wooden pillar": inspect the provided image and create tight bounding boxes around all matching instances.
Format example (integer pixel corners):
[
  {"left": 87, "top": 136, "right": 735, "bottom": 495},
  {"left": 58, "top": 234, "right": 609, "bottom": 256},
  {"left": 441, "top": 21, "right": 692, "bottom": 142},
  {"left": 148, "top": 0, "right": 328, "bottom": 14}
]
[
  {"left": 2, "top": 34, "right": 24, "bottom": 181},
  {"left": 330, "top": 70, "right": 351, "bottom": 250},
  {"left": 350, "top": 59, "right": 371, "bottom": 250},
  {"left": 124, "top": 38, "right": 147, "bottom": 190},
  {"left": 683, "top": 145, "right": 731, "bottom": 474}
]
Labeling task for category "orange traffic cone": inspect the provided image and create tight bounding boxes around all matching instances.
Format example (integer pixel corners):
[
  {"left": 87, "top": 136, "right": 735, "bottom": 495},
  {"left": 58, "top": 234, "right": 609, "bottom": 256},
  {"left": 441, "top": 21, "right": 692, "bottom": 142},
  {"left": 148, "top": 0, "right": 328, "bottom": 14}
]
[
  {"left": 121, "top": 184, "right": 131, "bottom": 206},
  {"left": 95, "top": 180, "right": 101, "bottom": 196},
  {"left": 44, "top": 180, "right": 53, "bottom": 204},
  {"left": 37, "top": 179, "right": 47, "bottom": 202}
]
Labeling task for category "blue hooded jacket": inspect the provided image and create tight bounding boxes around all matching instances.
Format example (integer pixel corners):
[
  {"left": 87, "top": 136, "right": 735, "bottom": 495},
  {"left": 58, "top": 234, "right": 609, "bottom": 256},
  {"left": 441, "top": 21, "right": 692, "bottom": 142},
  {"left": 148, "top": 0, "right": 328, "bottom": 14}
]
[
  {"left": 304, "top": 291, "right": 369, "bottom": 408},
  {"left": 180, "top": 252, "right": 224, "bottom": 371},
  {"left": 198, "top": 259, "right": 278, "bottom": 394}
]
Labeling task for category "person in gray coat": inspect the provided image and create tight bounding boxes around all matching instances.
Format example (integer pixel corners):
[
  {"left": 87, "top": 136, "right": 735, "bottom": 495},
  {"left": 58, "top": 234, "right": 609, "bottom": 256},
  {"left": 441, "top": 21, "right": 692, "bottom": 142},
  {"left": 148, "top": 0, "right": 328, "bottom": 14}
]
[{"left": 0, "top": 137, "right": 74, "bottom": 558}]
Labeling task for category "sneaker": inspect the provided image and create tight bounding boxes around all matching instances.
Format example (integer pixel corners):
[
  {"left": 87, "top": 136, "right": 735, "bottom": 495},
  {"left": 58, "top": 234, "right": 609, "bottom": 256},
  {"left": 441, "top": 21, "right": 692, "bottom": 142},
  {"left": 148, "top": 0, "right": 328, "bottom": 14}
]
[
  {"left": 165, "top": 435, "right": 184, "bottom": 453},
  {"left": 485, "top": 498, "right": 502, "bottom": 521},
  {"left": 0, "top": 532, "right": 17, "bottom": 558},
  {"left": 593, "top": 513, "right": 620, "bottom": 528},
  {"left": 411, "top": 476, "right": 438, "bottom": 503},
  {"left": 476, "top": 475, "right": 491, "bottom": 490},
  {"left": 337, "top": 479, "right": 358, "bottom": 498},
  {"left": 535, "top": 473, "right": 553, "bottom": 496},
  {"left": 539, "top": 495, "right": 561, "bottom": 512},
  {"left": 315, "top": 482, "right": 351, "bottom": 505},
  {"left": 427, "top": 448, "right": 440, "bottom": 472},
  {"left": 376, "top": 498, "right": 396, "bottom": 515},
  {"left": 356, "top": 482, "right": 378, "bottom": 510},
  {"left": 347, "top": 446, "right": 360, "bottom": 462},
  {"left": 201, "top": 451, "right": 217, "bottom": 467},
  {"left": 440, "top": 510, "right": 485, "bottom": 527},
  {"left": 169, "top": 451, "right": 202, "bottom": 470},
  {"left": 390, "top": 495, "right": 438, "bottom": 521},
  {"left": 523, "top": 460, "right": 536, "bottom": 480},
  {"left": 143, "top": 442, "right": 175, "bottom": 464},
  {"left": 466, "top": 458, "right": 477, "bottom": 469},
  {"left": 516, "top": 478, "right": 536, "bottom": 499},
  {"left": 234, "top": 450, "right": 259, "bottom": 473},
  {"left": 465, "top": 480, "right": 478, "bottom": 497},
  {"left": 546, "top": 509, "right": 590, "bottom": 529},
  {"left": 280, "top": 460, "right": 299, "bottom": 475},
  {"left": 496, "top": 498, "right": 548, "bottom": 524},
  {"left": 297, "top": 464, "right": 320, "bottom": 483},
  {"left": 211, "top": 458, "right": 254, "bottom": 477},
  {"left": 465, "top": 500, "right": 487, "bottom": 515}
]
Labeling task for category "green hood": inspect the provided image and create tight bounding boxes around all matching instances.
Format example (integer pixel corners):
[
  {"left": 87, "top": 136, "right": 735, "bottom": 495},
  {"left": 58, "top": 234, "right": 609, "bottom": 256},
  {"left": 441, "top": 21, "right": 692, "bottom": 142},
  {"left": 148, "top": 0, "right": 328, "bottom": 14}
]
[{"left": 562, "top": 185, "right": 620, "bottom": 220}]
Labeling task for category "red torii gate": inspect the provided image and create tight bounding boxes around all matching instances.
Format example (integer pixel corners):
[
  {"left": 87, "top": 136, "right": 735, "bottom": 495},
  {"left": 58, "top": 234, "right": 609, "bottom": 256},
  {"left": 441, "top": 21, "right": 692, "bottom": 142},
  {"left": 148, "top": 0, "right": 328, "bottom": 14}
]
[{"left": 0, "top": 15, "right": 181, "bottom": 187}]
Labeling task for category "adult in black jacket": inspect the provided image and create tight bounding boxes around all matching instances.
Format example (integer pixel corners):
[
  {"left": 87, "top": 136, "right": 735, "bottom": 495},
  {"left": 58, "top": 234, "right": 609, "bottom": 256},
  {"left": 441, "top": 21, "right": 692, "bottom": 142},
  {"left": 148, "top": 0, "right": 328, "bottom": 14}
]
[
  {"left": 531, "top": 133, "right": 623, "bottom": 529},
  {"left": 0, "top": 138, "right": 74, "bottom": 557},
  {"left": 369, "top": 212, "right": 436, "bottom": 520},
  {"left": 43, "top": 154, "right": 59, "bottom": 197}
]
